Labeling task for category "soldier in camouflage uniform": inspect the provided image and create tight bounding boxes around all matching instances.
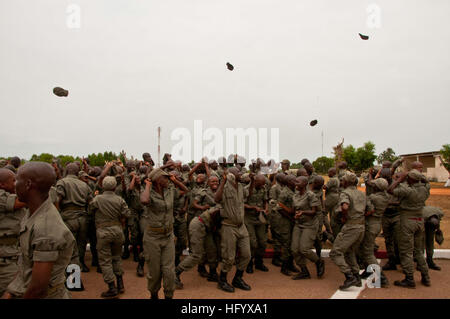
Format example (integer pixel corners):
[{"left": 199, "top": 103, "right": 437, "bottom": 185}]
[
  {"left": 330, "top": 172, "right": 372, "bottom": 290},
  {"left": 359, "top": 177, "right": 390, "bottom": 287},
  {"left": 140, "top": 168, "right": 189, "bottom": 299},
  {"left": 244, "top": 174, "right": 269, "bottom": 273},
  {"left": 268, "top": 173, "right": 285, "bottom": 266},
  {"left": 291, "top": 176, "right": 325, "bottom": 280},
  {"left": 56, "top": 163, "right": 93, "bottom": 273},
  {"left": 90, "top": 176, "right": 131, "bottom": 298},
  {"left": 389, "top": 169, "right": 431, "bottom": 288},
  {"left": 0, "top": 169, "right": 27, "bottom": 297},
  {"left": 422, "top": 206, "right": 444, "bottom": 271},
  {"left": 6, "top": 162, "right": 76, "bottom": 299},
  {"left": 324, "top": 168, "right": 340, "bottom": 239}
]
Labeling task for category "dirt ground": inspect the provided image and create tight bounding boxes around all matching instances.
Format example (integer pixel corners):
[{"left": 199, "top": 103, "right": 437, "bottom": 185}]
[
  {"left": 71, "top": 185, "right": 449, "bottom": 299},
  {"left": 72, "top": 254, "right": 450, "bottom": 299}
]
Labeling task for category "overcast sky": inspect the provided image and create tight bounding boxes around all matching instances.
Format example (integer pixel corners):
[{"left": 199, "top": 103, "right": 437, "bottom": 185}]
[{"left": 1, "top": 0, "right": 449, "bottom": 163}]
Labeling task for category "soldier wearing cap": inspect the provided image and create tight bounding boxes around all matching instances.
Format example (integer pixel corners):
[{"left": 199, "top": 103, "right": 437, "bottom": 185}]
[
  {"left": 56, "top": 163, "right": 93, "bottom": 273},
  {"left": 214, "top": 167, "right": 251, "bottom": 293},
  {"left": 244, "top": 174, "right": 269, "bottom": 273},
  {"left": 89, "top": 176, "right": 131, "bottom": 298},
  {"left": 359, "top": 177, "right": 390, "bottom": 287},
  {"left": 388, "top": 169, "right": 431, "bottom": 288},
  {"left": 0, "top": 169, "right": 27, "bottom": 297},
  {"left": 330, "top": 172, "right": 373, "bottom": 290},
  {"left": 140, "top": 168, "right": 189, "bottom": 299},
  {"left": 279, "top": 159, "right": 293, "bottom": 175},
  {"left": 291, "top": 176, "right": 325, "bottom": 280},
  {"left": 275, "top": 174, "right": 298, "bottom": 276},
  {"left": 5, "top": 162, "right": 76, "bottom": 299}
]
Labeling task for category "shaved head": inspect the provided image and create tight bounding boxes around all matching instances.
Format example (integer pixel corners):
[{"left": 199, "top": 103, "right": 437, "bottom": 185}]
[
  {"left": 0, "top": 168, "right": 14, "bottom": 183},
  {"left": 66, "top": 163, "right": 80, "bottom": 175},
  {"left": 16, "top": 162, "right": 56, "bottom": 203}
]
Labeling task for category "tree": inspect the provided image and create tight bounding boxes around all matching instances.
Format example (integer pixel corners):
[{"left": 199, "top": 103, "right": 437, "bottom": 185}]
[
  {"left": 312, "top": 156, "right": 335, "bottom": 174},
  {"left": 439, "top": 144, "right": 450, "bottom": 172},
  {"left": 290, "top": 162, "right": 303, "bottom": 169},
  {"left": 342, "top": 142, "right": 377, "bottom": 173},
  {"left": 377, "top": 147, "right": 399, "bottom": 164},
  {"left": 354, "top": 142, "right": 377, "bottom": 172},
  {"left": 343, "top": 145, "right": 357, "bottom": 169},
  {"left": 30, "top": 153, "right": 54, "bottom": 163}
]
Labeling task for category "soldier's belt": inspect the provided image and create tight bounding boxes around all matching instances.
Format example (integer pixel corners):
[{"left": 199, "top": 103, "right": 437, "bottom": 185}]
[
  {"left": 147, "top": 225, "right": 173, "bottom": 234},
  {"left": 61, "top": 204, "right": 86, "bottom": 211},
  {"left": 96, "top": 221, "right": 122, "bottom": 228},
  {"left": 0, "top": 236, "right": 19, "bottom": 245}
]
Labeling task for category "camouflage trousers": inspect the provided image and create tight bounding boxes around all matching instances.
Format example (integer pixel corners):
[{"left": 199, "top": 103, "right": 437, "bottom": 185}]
[
  {"left": 381, "top": 213, "right": 401, "bottom": 262},
  {"left": 269, "top": 212, "right": 293, "bottom": 262},
  {"left": 330, "top": 224, "right": 364, "bottom": 274},
  {"left": 96, "top": 225, "right": 125, "bottom": 284},
  {"left": 291, "top": 223, "right": 320, "bottom": 267},
  {"left": 244, "top": 219, "right": 267, "bottom": 260},
  {"left": 63, "top": 214, "right": 87, "bottom": 266},
  {"left": 178, "top": 218, "right": 220, "bottom": 271},
  {"left": 173, "top": 215, "right": 188, "bottom": 263},
  {"left": 359, "top": 216, "right": 381, "bottom": 267},
  {"left": 0, "top": 256, "right": 18, "bottom": 297},
  {"left": 143, "top": 231, "right": 175, "bottom": 298},
  {"left": 219, "top": 224, "right": 251, "bottom": 273},
  {"left": 398, "top": 214, "right": 429, "bottom": 277}
]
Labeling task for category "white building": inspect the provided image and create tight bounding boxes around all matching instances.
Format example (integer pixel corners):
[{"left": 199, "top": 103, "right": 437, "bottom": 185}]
[{"left": 400, "top": 151, "right": 449, "bottom": 182}]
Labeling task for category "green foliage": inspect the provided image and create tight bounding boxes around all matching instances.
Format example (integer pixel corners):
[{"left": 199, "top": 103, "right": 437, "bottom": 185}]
[
  {"left": 290, "top": 162, "right": 303, "bottom": 169},
  {"left": 87, "top": 152, "right": 119, "bottom": 167},
  {"left": 440, "top": 144, "right": 450, "bottom": 171},
  {"left": 377, "top": 147, "right": 399, "bottom": 164},
  {"left": 312, "top": 156, "right": 335, "bottom": 174},
  {"left": 342, "top": 142, "right": 377, "bottom": 173},
  {"left": 30, "top": 153, "right": 54, "bottom": 163}
]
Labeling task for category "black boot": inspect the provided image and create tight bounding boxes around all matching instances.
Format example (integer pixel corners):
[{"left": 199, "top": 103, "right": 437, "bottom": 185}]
[
  {"left": 353, "top": 272, "right": 362, "bottom": 287},
  {"left": 255, "top": 257, "right": 269, "bottom": 272},
  {"left": 101, "top": 282, "right": 118, "bottom": 298},
  {"left": 97, "top": 266, "right": 102, "bottom": 274},
  {"left": 315, "top": 259, "right": 325, "bottom": 278},
  {"left": 136, "top": 258, "right": 145, "bottom": 277},
  {"left": 246, "top": 259, "right": 254, "bottom": 274},
  {"left": 175, "top": 268, "right": 184, "bottom": 289},
  {"left": 382, "top": 258, "right": 397, "bottom": 271},
  {"left": 292, "top": 266, "right": 311, "bottom": 280},
  {"left": 122, "top": 245, "right": 130, "bottom": 260},
  {"left": 287, "top": 257, "right": 299, "bottom": 273},
  {"left": 427, "top": 258, "right": 441, "bottom": 271},
  {"left": 197, "top": 264, "right": 209, "bottom": 278},
  {"left": 271, "top": 253, "right": 282, "bottom": 267},
  {"left": 339, "top": 272, "right": 359, "bottom": 291},
  {"left": 116, "top": 275, "right": 124, "bottom": 294},
  {"left": 132, "top": 245, "right": 139, "bottom": 262},
  {"left": 91, "top": 253, "right": 99, "bottom": 267},
  {"left": 207, "top": 266, "right": 219, "bottom": 282},
  {"left": 150, "top": 292, "right": 159, "bottom": 299},
  {"left": 218, "top": 271, "right": 234, "bottom": 293},
  {"left": 394, "top": 275, "right": 416, "bottom": 289},
  {"left": 280, "top": 261, "right": 292, "bottom": 276},
  {"left": 232, "top": 270, "right": 251, "bottom": 291},
  {"left": 421, "top": 273, "right": 431, "bottom": 287},
  {"left": 380, "top": 271, "right": 389, "bottom": 288},
  {"left": 80, "top": 261, "right": 90, "bottom": 273}
]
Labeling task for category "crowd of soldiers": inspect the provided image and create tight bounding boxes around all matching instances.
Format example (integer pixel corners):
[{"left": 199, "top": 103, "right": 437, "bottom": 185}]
[{"left": 0, "top": 153, "right": 445, "bottom": 299}]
